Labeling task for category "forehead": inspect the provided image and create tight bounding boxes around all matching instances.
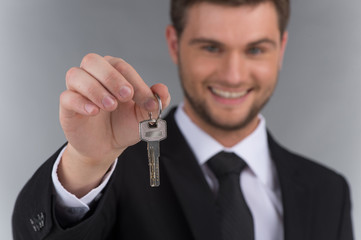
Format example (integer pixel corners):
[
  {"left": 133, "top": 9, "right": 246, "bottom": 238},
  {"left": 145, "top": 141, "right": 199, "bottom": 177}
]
[{"left": 182, "top": 2, "right": 280, "bottom": 42}]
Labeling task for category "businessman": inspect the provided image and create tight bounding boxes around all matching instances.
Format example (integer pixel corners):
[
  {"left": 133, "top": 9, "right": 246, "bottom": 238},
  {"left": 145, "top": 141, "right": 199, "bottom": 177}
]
[{"left": 13, "top": 0, "right": 354, "bottom": 239}]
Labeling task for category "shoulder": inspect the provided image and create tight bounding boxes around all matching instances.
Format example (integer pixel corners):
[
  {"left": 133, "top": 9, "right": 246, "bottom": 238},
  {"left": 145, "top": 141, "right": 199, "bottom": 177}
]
[{"left": 268, "top": 133, "right": 350, "bottom": 191}]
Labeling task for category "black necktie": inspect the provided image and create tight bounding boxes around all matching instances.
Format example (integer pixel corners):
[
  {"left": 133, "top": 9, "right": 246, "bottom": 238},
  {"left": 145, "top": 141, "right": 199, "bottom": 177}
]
[{"left": 208, "top": 151, "right": 254, "bottom": 240}]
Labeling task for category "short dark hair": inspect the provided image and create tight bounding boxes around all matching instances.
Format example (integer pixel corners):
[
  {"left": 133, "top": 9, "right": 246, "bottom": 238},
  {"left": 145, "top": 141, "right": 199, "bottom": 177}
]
[{"left": 170, "top": 0, "right": 290, "bottom": 36}]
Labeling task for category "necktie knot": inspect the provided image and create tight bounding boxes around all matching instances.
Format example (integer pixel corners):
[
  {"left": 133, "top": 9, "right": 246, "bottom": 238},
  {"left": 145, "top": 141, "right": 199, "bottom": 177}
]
[{"left": 208, "top": 151, "right": 247, "bottom": 178}]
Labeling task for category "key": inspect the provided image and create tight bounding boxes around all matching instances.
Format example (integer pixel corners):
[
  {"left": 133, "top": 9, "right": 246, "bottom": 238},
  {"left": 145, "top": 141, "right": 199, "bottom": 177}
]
[
  {"left": 139, "top": 94, "right": 167, "bottom": 187},
  {"left": 140, "top": 119, "right": 167, "bottom": 187}
]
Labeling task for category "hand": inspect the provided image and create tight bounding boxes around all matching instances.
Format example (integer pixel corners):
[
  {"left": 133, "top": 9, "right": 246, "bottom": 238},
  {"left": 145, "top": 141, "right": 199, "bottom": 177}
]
[{"left": 58, "top": 53, "right": 170, "bottom": 196}]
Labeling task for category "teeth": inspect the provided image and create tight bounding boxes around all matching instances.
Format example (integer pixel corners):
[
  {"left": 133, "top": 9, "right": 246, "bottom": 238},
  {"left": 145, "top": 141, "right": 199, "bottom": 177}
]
[{"left": 211, "top": 87, "right": 248, "bottom": 98}]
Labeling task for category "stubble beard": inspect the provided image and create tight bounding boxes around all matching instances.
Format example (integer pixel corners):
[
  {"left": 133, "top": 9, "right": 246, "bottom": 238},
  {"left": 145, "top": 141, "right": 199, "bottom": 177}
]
[{"left": 178, "top": 62, "right": 275, "bottom": 132}]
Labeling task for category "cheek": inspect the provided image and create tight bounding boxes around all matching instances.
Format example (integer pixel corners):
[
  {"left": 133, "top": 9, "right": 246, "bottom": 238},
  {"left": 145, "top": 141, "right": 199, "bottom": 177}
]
[
  {"left": 251, "top": 60, "right": 279, "bottom": 88},
  {"left": 181, "top": 54, "right": 216, "bottom": 83}
]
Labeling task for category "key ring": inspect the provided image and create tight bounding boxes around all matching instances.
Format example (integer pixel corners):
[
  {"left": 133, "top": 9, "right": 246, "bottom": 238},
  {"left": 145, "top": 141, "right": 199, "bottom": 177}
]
[{"left": 148, "top": 93, "right": 162, "bottom": 122}]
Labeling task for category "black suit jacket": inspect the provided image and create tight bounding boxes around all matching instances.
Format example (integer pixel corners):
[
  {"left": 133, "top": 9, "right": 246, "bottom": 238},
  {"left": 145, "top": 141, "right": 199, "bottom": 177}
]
[{"left": 12, "top": 108, "right": 354, "bottom": 239}]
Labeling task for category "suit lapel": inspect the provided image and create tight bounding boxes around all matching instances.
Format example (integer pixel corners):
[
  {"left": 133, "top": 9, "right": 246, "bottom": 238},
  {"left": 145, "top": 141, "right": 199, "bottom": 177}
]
[
  {"left": 268, "top": 134, "right": 312, "bottom": 240},
  {"left": 160, "top": 109, "right": 221, "bottom": 240},
  {"left": 160, "top": 110, "right": 313, "bottom": 240}
]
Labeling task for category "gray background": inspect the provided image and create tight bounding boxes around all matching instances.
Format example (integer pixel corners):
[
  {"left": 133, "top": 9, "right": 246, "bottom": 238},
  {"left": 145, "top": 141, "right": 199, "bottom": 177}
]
[{"left": 1, "top": 0, "right": 359, "bottom": 239}]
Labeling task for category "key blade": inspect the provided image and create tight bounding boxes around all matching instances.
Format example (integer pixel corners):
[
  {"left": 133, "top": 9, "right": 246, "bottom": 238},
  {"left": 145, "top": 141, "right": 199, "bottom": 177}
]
[{"left": 148, "top": 141, "right": 160, "bottom": 187}]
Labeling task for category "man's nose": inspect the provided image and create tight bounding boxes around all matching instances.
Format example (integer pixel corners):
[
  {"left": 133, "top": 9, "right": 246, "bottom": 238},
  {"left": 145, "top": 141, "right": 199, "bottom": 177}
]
[{"left": 220, "top": 52, "right": 248, "bottom": 85}]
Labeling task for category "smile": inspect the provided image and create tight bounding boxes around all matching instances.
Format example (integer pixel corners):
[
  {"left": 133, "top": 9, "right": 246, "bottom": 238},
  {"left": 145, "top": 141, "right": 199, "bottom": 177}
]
[{"left": 210, "top": 87, "right": 249, "bottom": 99}]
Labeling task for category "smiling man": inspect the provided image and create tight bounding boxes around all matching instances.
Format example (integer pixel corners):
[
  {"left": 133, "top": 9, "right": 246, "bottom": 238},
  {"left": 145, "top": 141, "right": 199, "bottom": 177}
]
[
  {"left": 168, "top": 2, "right": 287, "bottom": 146},
  {"left": 13, "top": 0, "right": 353, "bottom": 239}
]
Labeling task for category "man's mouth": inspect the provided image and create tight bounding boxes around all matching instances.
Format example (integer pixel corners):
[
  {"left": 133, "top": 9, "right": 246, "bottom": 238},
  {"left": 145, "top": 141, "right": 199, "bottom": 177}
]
[{"left": 210, "top": 87, "right": 249, "bottom": 99}]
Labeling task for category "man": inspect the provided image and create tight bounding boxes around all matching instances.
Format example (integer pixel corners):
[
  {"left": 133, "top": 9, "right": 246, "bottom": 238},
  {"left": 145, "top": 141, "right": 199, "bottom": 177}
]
[{"left": 13, "top": 0, "right": 353, "bottom": 239}]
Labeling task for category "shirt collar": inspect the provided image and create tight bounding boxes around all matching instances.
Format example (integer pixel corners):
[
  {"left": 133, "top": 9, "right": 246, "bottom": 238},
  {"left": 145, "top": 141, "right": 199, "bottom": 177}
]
[{"left": 174, "top": 103, "right": 274, "bottom": 189}]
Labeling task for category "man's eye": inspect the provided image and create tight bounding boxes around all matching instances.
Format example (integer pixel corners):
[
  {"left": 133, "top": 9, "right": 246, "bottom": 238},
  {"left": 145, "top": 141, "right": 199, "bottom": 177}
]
[
  {"left": 202, "top": 45, "right": 220, "bottom": 53},
  {"left": 247, "top": 47, "right": 263, "bottom": 55}
]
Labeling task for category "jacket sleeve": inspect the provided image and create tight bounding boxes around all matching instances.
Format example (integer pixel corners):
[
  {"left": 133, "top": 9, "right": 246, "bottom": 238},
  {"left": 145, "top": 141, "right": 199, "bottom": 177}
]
[{"left": 12, "top": 145, "right": 119, "bottom": 240}]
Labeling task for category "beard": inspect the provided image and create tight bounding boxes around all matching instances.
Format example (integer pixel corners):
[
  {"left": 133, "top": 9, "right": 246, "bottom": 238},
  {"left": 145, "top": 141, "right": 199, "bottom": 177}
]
[
  {"left": 182, "top": 84, "right": 264, "bottom": 132},
  {"left": 178, "top": 61, "right": 275, "bottom": 132}
]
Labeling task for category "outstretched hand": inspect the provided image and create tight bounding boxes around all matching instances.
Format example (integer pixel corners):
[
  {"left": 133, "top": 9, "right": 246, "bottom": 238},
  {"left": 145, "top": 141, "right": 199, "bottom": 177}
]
[{"left": 58, "top": 53, "right": 170, "bottom": 197}]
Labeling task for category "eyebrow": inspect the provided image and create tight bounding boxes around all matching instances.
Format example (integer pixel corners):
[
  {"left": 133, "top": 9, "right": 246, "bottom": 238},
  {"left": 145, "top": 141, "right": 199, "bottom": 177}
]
[
  {"left": 188, "top": 37, "right": 277, "bottom": 48},
  {"left": 248, "top": 38, "right": 277, "bottom": 47},
  {"left": 189, "top": 38, "right": 224, "bottom": 46}
]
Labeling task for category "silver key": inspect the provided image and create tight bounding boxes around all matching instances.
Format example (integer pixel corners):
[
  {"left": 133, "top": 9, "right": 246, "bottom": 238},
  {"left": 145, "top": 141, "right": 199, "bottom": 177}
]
[
  {"left": 139, "top": 94, "right": 167, "bottom": 187},
  {"left": 140, "top": 118, "right": 167, "bottom": 187}
]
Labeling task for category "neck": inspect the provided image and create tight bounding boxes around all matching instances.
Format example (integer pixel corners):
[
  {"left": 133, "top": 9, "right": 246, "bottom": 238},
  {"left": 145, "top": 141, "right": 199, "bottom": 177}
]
[{"left": 183, "top": 107, "right": 260, "bottom": 148}]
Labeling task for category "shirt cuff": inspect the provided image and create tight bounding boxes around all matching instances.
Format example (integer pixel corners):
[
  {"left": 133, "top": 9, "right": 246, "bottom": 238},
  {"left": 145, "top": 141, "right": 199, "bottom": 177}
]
[{"left": 52, "top": 145, "right": 118, "bottom": 220}]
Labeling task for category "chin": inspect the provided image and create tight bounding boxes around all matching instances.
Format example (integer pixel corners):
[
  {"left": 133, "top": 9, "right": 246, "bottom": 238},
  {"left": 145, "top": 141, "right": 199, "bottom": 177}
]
[{"left": 206, "top": 107, "right": 259, "bottom": 131}]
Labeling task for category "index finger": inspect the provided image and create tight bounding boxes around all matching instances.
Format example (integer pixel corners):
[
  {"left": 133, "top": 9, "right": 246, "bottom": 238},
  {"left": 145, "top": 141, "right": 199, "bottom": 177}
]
[{"left": 104, "top": 56, "right": 158, "bottom": 112}]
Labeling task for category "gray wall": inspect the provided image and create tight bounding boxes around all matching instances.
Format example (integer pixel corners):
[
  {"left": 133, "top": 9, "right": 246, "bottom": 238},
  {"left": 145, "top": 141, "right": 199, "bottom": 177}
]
[{"left": 1, "top": 0, "right": 359, "bottom": 239}]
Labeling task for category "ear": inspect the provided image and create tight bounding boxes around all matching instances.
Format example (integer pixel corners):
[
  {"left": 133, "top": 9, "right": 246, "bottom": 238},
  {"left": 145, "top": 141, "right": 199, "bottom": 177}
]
[
  {"left": 165, "top": 25, "right": 179, "bottom": 64},
  {"left": 278, "top": 31, "right": 288, "bottom": 70}
]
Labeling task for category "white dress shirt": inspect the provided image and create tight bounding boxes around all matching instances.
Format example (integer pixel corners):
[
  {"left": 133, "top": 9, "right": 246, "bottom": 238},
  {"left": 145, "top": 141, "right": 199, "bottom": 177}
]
[
  {"left": 174, "top": 104, "right": 284, "bottom": 240},
  {"left": 52, "top": 104, "right": 284, "bottom": 239}
]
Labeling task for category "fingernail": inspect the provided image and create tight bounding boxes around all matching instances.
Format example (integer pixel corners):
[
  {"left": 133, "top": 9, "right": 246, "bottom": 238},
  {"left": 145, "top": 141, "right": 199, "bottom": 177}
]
[
  {"left": 85, "top": 103, "right": 97, "bottom": 114},
  {"left": 102, "top": 96, "right": 116, "bottom": 109},
  {"left": 144, "top": 98, "right": 157, "bottom": 111},
  {"left": 119, "top": 86, "right": 131, "bottom": 99}
]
